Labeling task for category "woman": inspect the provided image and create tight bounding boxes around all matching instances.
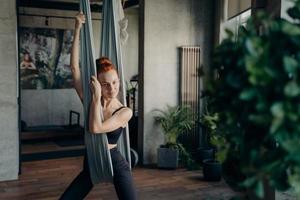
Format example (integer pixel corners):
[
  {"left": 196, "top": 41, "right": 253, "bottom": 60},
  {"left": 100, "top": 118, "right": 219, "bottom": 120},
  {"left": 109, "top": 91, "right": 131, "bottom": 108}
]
[
  {"left": 20, "top": 52, "right": 36, "bottom": 70},
  {"left": 59, "top": 12, "right": 137, "bottom": 200}
]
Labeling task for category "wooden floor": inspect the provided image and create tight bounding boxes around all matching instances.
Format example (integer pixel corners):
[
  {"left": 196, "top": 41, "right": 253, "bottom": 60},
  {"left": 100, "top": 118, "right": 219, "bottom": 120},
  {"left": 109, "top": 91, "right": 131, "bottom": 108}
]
[
  {"left": 21, "top": 142, "right": 84, "bottom": 154},
  {"left": 0, "top": 156, "right": 239, "bottom": 200}
]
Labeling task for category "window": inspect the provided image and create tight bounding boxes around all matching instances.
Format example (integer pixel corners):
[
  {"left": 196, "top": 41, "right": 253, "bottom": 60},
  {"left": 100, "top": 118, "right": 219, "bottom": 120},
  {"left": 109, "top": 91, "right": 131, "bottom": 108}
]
[{"left": 219, "top": 9, "right": 251, "bottom": 42}]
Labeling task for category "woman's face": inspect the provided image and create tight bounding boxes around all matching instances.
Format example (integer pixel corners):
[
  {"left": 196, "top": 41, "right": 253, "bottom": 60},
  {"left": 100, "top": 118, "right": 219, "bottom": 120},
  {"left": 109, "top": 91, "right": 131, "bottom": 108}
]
[
  {"left": 24, "top": 53, "right": 30, "bottom": 61},
  {"left": 98, "top": 70, "right": 120, "bottom": 99}
]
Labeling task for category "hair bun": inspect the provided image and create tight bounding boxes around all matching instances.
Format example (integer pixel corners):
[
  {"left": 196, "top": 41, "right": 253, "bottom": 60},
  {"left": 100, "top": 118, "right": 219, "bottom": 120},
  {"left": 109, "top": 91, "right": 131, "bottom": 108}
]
[
  {"left": 96, "top": 57, "right": 117, "bottom": 75},
  {"left": 98, "top": 57, "right": 112, "bottom": 66}
]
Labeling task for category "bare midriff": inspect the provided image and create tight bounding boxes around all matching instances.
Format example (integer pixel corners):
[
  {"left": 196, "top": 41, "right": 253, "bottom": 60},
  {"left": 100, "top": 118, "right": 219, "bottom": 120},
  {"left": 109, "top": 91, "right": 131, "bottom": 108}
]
[{"left": 108, "top": 143, "right": 117, "bottom": 149}]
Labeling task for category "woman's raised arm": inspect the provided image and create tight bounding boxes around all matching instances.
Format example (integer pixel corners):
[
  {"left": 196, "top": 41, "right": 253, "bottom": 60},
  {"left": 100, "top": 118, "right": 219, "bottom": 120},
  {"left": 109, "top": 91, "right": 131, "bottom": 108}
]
[{"left": 70, "top": 12, "right": 85, "bottom": 102}]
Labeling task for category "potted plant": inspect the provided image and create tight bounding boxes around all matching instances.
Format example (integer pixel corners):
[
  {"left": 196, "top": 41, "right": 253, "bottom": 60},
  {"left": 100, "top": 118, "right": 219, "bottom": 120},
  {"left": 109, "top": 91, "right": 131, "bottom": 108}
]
[
  {"left": 196, "top": 123, "right": 215, "bottom": 164},
  {"left": 196, "top": 95, "right": 217, "bottom": 164},
  {"left": 207, "top": 2, "right": 300, "bottom": 199},
  {"left": 200, "top": 110, "right": 228, "bottom": 182},
  {"left": 154, "top": 105, "right": 195, "bottom": 169}
]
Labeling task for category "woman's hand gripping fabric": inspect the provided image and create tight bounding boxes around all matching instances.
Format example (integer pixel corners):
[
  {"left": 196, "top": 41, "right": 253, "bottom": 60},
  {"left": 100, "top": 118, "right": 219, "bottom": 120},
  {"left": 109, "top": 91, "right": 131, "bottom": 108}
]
[
  {"left": 75, "top": 11, "right": 86, "bottom": 29},
  {"left": 90, "top": 76, "right": 101, "bottom": 101}
]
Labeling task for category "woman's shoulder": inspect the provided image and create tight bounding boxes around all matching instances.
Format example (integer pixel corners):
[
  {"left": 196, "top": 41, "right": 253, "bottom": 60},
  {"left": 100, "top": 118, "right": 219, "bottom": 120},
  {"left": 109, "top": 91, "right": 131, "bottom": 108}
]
[
  {"left": 110, "top": 99, "right": 131, "bottom": 115},
  {"left": 115, "top": 100, "right": 129, "bottom": 109},
  {"left": 112, "top": 105, "right": 131, "bottom": 115}
]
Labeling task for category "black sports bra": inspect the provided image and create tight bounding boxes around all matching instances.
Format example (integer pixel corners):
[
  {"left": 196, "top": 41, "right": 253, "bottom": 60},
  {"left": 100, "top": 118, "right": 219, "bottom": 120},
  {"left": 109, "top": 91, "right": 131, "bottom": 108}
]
[{"left": 107, "top": 106, "right": 126, "bottom": 144}]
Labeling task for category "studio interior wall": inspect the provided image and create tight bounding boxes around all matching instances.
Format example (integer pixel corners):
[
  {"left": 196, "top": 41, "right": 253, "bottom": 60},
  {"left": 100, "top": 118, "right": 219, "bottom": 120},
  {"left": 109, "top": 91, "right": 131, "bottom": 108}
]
[
  {"left": 141, "top": 0, "right": 214, "bottom": 164},
  {"left": 0, "top": 0, "right": 19, "bottom": 181}
]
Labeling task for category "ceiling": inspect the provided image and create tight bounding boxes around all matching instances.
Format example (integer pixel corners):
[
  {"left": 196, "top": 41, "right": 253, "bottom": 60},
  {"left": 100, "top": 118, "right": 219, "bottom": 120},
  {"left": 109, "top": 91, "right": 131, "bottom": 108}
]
[{"left": 18, "top": 0, "right": 139, "bottom": 12}]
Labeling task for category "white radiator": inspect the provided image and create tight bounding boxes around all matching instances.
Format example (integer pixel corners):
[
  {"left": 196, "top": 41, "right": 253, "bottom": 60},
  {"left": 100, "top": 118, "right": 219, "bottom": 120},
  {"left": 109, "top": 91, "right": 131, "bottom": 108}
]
[{"left": 179, "top": 46, "right": 201, "bottom": 148}]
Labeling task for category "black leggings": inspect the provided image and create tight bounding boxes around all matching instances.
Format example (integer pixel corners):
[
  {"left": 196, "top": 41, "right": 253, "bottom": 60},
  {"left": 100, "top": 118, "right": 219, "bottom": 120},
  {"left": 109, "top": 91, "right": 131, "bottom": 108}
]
[{"left": 59, "top": 147, "right": 137, "bottom": 200}]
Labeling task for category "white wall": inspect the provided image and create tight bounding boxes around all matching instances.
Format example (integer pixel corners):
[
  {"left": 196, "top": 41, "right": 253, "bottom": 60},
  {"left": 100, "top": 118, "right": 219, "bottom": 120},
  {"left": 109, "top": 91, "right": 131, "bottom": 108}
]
[
  {"left": 142, "top": 0, "right": 214, "bottom": 164},
  {"left": 0, "top": 0, "right": 19, "bottom": 181},
  {"left": 123, "top": 7, "right": 139, "bottom": 83}
]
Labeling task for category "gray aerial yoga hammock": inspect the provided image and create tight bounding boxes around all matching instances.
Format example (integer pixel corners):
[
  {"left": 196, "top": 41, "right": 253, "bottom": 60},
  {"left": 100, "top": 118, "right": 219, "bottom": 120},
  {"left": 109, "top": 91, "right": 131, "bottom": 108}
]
[{"left": 79, "top": 0, "right": 131, "bottom": 185}]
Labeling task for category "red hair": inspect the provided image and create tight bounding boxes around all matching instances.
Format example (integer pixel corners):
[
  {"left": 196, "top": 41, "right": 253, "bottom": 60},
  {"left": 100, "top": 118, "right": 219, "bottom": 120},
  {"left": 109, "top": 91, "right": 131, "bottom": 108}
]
[{"left": 96, "top": 57, "right": 118, "bottom": 76}]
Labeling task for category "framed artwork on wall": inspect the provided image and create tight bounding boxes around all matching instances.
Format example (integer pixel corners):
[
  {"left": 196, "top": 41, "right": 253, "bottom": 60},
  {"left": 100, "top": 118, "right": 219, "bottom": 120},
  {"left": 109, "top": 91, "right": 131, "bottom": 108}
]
[{"left": 19, "top": 27, "right": 74, "bottom": 89}]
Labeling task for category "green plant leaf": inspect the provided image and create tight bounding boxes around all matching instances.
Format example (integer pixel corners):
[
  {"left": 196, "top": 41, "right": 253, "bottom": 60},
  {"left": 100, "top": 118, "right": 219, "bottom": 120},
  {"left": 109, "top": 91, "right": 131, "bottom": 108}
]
[
  {"left": 252, "top": 180, "right": 265, "bottom": 199},
  {"left": 245, "top": 38, "right": 262, "bottom": 56},
  {"left": 281, "top": 138, "right": 300, "bottom": 154},
  {"left": 153, "top": 105, "right": 195, "bottom": 145},
  {"left": 270, "top": 103, "right": 285, "bottom": 133},
  {"left": 248, "top": 114, "right": 269, "bottom": 124},
  {"left": 225, "top": 28, "right": 234, "bottom": 39},
  {"left": 241, "top": 177, "right": 257, "bottom": 187},
  {"left": 239, "top": 88, "right": 256, "bottom": 101},
  {"left": 284, "top": 81, "right": 300, "bottom": 97},
  {"left": 283, "top": 56, "right": 298, "bottom": 75},
  {"left": 281, "top": 21, "right": 300, "bottom": 36},
  {"left": 270, "top": 102, "right": 284, "bottom": 118}
]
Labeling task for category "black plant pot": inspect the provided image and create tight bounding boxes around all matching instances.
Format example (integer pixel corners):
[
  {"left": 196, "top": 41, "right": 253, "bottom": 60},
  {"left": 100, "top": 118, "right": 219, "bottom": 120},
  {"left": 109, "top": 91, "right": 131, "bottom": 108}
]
[
  {"left": 196, "top": 147, "right": 214, "bottom": 163},
  {"left": 157, "top": 147, "right": 179, "bottom": 169},
  {"left": 203, "top": 159, "right": 222, "bottom": 181}
]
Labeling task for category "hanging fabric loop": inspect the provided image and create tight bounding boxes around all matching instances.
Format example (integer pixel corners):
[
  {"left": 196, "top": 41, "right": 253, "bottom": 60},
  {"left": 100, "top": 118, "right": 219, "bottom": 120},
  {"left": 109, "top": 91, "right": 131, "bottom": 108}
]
[
  {"left": 100, "top": 0, "right": 131, "bottom": 166},
  {"left": 79, "top": 0, "right": 131, "bottom": 185},
  {"left": 79, "top": 0, "right": 113, "bottom": 184}
]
